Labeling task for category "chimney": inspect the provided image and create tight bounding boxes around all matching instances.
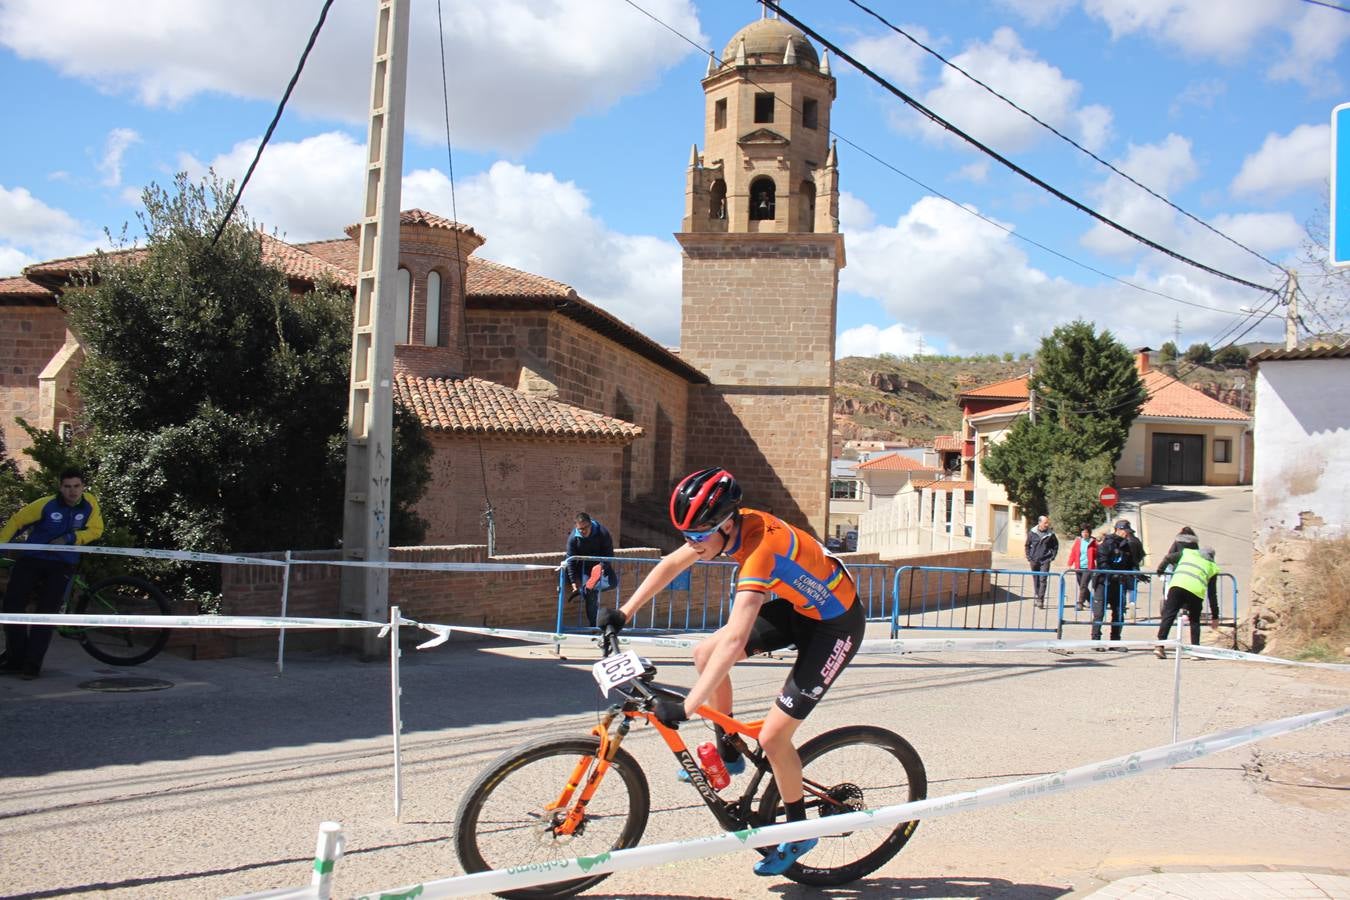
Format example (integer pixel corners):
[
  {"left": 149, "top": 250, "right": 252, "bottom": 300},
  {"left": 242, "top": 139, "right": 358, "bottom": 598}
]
[{"left": 1134, "top": 346, "right": 1153, "bottom": 374}]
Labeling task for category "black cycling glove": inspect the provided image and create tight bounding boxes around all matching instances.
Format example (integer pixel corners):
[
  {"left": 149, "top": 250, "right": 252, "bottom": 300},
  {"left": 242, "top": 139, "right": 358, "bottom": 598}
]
[
  {"left": 596, "top": 607, "right": 627, "bottom": 634},
  {"left": 652, "top": 699, "right": 688, "bottom": 728}
]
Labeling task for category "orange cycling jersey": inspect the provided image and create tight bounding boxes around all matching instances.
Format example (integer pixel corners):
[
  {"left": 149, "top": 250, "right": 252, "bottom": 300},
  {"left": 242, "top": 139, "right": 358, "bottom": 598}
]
[{"left": 723, "top": 508, "right": 856, "bottom": 621}]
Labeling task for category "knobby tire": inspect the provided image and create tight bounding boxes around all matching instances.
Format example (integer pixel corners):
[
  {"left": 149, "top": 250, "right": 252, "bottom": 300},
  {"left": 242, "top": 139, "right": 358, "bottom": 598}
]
[{"left": 74, "top": 575, "right": 171, "bottom": 666}]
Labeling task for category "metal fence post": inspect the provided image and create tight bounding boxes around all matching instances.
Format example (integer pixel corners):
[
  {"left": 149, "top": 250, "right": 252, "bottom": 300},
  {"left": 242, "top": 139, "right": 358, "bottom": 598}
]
[
  {"left": 390, "top": 604, "right": 403, "bottom": 821},
  {"left": 310, "top": 821, "right": 345, "bottom": 899},
  {"left": 276, "top": 550, "right": 292, "bottom": 675}
]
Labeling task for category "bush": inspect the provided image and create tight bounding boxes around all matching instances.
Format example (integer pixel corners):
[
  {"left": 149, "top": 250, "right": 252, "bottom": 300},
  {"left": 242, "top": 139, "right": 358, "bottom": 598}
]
[
  {"left": 1281, "top": 536, "right": 1350, "bottom": 660},
  {"left": 1045, "top": 453, "right": 1114, "bottom": 538},
  {"left": 1212, "top": 345, "right": 1249, "bottom": 367},
  {"left": 1183, "top": 342, "right": 1213, "bottom": 364}
]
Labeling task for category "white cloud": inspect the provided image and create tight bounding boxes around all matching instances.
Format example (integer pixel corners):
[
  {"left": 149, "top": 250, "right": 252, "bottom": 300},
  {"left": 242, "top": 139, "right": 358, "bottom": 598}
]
[
  {"left": 0, "top": 185, "right": 96, "bottom": 273},
  {"left": 916, "top": 27, "right": 1112, "bottom": 154},
  {"left": 838, "top": 192, "right": 1287, "bottom": 354},
  {"left": 1081, "top": 134, "right": 1198, "bottom": 257},
  {"left": 954, "top": 160, "right": 990, "bottom": 183},
  {"left": 844, "top": 29, "right": 932, "bottom": 89},
  {"left": 1168, "top": 78, "right": 1226, "bottom": 117},
  {"left": 0, "top": 0, "right": 705, "bottom": 152},
  {"left": 837, "top": 322, "right": 925, "bottom": 358},
  {"left": 996, "top": 0, "right": 1077, "bottom": 26},
  {"left": 1269, "top": 6, "right": 1350, "bottom": 88},
  {"left": 178, "top": 134, "right": 682, "bottom": 344},
  {"left": 1232, "top": 124, "right": 1331, "bottom": 198},
  {"left": 96, "top": 127, "right": 140, "bottom": 188}
]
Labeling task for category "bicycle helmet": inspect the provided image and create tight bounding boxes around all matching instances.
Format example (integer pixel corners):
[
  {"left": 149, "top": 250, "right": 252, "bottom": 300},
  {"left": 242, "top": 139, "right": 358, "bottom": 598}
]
[{"left": 670, "top": 467, "right": 742, "bottom": 532}]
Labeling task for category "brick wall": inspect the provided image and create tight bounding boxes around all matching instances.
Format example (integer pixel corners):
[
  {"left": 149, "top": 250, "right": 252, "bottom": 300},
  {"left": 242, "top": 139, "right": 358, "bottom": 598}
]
[
  {"left": 415, "top": 437, "right": 624, "bottom": 555},
  {"left": 1, "top": 306, "right": 68, "bottom": 465}
]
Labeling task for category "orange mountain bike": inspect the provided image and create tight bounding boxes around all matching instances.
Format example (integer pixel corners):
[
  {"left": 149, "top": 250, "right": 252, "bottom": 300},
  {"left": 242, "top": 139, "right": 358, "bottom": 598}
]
[{"left": 454, "top": 631, "right": 927, "bottom": 898}]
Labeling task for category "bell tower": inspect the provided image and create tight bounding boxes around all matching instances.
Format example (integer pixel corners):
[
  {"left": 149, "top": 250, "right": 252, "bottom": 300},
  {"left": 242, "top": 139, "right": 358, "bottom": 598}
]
[{"left": 678, "top": 16, "right": 844, "bottom": 536}]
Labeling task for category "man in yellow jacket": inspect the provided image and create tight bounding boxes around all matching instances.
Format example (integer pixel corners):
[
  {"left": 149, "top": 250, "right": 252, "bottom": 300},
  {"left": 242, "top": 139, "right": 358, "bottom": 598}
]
[
  {"left": 1153, "top": 545, "right": 1220, "bottom": 659},
  {"left": 1, "top": 469, "right": 104, "bottom": 679}
]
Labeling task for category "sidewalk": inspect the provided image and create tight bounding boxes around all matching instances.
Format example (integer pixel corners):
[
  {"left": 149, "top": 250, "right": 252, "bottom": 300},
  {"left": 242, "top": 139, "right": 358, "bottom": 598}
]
[{"left": 1080, "top": 868, "right": 1350, "bottom": 898}]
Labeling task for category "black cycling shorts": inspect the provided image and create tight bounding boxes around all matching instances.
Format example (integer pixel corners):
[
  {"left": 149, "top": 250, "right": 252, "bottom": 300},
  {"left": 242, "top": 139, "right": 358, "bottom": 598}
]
[{"left": 743, "top": 597, "right": 865, "bottom": 720}]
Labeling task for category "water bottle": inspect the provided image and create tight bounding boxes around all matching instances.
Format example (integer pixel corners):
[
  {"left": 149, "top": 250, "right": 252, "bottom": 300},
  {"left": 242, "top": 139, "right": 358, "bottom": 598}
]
[{"left": 696, "top": 741, "right": 731, "bottom": 790}]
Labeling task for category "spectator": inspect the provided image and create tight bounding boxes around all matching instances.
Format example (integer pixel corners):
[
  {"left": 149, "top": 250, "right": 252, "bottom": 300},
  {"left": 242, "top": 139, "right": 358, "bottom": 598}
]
[
  {"left": 565, "top": 512, "right": 615, "bottom": 628},
  {"left": 1164, "top": 526, "right": 1200, "bottom": 559},
  {"left": 1091, "top": 519, "right": 1146, "bottom": 648},
  {"left": 1153, "top": 546, "right": 1221, "bottom": 659},
  {"left": 1, "top": 469, "right": 104, "bottom": 679},
  {"left": 1025, "top": 515, "right": 1058, "bottom": 609},
  {"left": 1065, "top": 524, "right": 1098, "bottom": 611}
]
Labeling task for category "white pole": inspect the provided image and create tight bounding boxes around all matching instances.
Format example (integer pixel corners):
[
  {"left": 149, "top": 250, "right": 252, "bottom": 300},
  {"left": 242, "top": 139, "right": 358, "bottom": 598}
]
[
  {"left": 311, "top": 821, "right": 345, "bottom": 899},
  {"left": 276, "top": 550, "right": 293, "bottom": 675},
  {"left": 1171, "top": 616, "right": 1185, "bottom": 743},
  {"left": 390, "top": 604, "right": 403, "bottom": 821}
]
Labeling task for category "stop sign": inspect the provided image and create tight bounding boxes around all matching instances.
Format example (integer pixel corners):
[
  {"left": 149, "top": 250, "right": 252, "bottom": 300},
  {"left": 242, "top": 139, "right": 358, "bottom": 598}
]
[{"left": 1099, "top": 486, "right": 1118, "bottom": 508}]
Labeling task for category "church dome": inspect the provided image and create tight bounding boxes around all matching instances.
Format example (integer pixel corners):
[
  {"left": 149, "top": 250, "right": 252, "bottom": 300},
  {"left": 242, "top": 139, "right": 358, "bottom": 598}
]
[{"left": 720, "top": 18, "right": 819, "bottom": 69}]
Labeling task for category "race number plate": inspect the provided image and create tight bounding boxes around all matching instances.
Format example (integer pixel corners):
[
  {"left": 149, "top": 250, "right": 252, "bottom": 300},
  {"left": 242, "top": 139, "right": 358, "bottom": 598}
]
[{"left": 593, "top": 650, "right": 644, "bottom": 695}]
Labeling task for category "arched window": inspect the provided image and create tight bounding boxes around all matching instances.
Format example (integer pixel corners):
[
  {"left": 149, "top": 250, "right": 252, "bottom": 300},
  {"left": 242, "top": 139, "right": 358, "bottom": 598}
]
[
  {"left": 709, "top": 179, "right": 727, "bottom": 220},
  {"left": 799, "top": 180, "right": 816, "bottom": 233},
  {"left": 395, "top": 267, "right": 412, "bottom": 343},
  {"left": 749, "top": 177, "right": 776, "bottom": 221},
  {"left": 425, "top": 270, "right": 441, "bottom": 347}
]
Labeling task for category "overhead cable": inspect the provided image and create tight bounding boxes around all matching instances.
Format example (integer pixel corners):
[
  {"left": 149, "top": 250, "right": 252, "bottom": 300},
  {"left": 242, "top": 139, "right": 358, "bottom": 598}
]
[
  {"left": 761, "top": 0, "right": 1278, "bottom": 296},
  {"left": 212, "top": 0, "right": 336, "bottom": 246},
  {"left": 844, "top": 0, "right": 1284, "bottom": 272}
]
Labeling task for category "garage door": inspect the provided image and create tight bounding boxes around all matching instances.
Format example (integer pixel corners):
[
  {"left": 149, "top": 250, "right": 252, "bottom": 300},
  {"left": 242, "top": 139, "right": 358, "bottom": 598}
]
[{"left": 1151, "top": 433, "right": 1204, "bottom": 485}]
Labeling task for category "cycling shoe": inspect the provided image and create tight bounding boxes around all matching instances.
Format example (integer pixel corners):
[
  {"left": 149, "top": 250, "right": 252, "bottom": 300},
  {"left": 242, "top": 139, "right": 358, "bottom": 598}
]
[{"left": 753, "top": 838, "right": 818, "bottom": 876}]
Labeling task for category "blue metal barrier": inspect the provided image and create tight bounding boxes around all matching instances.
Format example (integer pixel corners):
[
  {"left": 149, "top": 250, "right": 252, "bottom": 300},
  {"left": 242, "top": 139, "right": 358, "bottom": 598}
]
[
  {"left": 1057, "top": 568, "right": 1240, "bottom": 648},
  {"left": 889, "top": 565, "right": 1066, "bottom": 637},
  {"left": 847, "top": 563, "right": 898, "bottom": 622},
  {"left": 555, "top": 555, "right": 739, "bottom": 634}
]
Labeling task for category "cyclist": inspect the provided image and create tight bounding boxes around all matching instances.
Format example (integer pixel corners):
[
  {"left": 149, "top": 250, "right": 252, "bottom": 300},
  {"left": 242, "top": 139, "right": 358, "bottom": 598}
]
[
  {"left": 598, "top": 467, "right": 863, "bottom": 876},
  {"left": 0, "top": 468, "right": 103, "bottom": 679}
]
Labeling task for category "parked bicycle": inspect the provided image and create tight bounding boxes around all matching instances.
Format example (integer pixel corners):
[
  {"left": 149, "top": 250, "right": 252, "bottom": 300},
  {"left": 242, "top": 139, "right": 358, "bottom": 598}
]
[
  {"left": 0, "top": 556, "right": 171, "bottom": 666},
  {"left": 454, "top": 630, "right": 927, "bottom": 898}
]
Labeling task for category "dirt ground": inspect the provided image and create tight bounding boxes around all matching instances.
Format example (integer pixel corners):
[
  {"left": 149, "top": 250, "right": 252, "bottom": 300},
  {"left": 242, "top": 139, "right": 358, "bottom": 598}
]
[{"left": 1, "top": 625, "right": 1348, "bottom": 899}]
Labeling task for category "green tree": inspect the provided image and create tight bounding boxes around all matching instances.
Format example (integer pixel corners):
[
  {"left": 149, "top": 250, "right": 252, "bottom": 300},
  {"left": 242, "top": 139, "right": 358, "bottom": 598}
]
[
  {"left": 1212, "top": 344, "right": 1249, "bottom": 367},
  {"left": 1183, "top": 342, "right": 1213, "bottom": 364},
  {"left": 1158, "top": 341, "right": 1178, "bottom": 363},
  {"left": 983, "top": 321, "right": 1144, "bottom": 525},
  {"left": 1046, "top": 453, "right": 1114, "bottom": 535},
  {"left": 62, "top": 173, "right": 430, "bottom": 600}
]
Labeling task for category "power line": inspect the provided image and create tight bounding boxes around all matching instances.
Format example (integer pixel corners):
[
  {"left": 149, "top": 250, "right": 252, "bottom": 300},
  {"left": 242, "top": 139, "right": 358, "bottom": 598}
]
[
  {"left": 618, "top": 0, "right": 1260, "bottom": 317},
  {"left": 212, "top": 0, "right": 335, "bottom": 246},
  {"left": 762, "top": 0, "right": 1279, "bottom": 295},
  {"left": 843, "top": 0, "right": 1284, "bottom": 273},
  {"left": 1299, "top": 0, "right": 1350, "bottom": 13}
]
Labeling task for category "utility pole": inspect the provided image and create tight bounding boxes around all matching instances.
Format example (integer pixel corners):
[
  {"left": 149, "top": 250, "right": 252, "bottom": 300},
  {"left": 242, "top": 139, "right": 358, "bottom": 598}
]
[
  {"left": 1283, "top": 268, "right": 1299, "bottom": 351},
  {"left": 1172, "top": 314, "right": 1181, "bottom": 347},
  {"left": 340, "top": 0, "right": 409, "bottom": 654},
  {"left": 1027, "top": 365, "right": 1036, "bottom": 424}
]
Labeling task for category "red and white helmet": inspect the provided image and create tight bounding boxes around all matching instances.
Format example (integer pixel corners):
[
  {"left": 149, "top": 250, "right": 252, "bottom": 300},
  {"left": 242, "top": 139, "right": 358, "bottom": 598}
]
[{"left": 670, "top": 468, "right": 742, "bottom": 532}]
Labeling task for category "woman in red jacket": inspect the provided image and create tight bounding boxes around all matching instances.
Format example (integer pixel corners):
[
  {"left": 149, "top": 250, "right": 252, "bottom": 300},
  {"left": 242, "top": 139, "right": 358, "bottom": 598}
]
[{"left": 1066, "top": 524, "right": 1098, "bottom": 611}]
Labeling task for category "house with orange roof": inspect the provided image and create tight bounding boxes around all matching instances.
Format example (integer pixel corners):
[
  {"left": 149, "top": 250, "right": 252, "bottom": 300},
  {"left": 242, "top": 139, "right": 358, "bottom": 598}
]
[{"left": 960, "top": 349, "right": 1251, "bottom": 554}]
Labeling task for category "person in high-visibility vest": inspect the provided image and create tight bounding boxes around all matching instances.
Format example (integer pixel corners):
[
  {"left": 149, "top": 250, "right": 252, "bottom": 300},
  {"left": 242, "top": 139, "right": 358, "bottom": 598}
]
[{"left": 1153, "top": 546, "right": 1221, "bottom": 659}]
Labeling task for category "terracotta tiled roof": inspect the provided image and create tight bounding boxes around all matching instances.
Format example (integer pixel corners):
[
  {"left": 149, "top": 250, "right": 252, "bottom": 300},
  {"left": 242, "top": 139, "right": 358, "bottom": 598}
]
[
  {"left": 912, "top": 479, "right": 973, "bottom": 491},
  {"left": 856, "top": 452, "right": 937, "bottom": 472},
  {"left": 959, "top": 376, "right": 1030, "bottom": 400},
  {"left": 395, "top": 373, "right": 643, "bottom": 442},
  {"left": 294, "top": 238, "right": 358, "bottom": 272},
  {"left": 933, "top": 434, "right": 961, "bottom": 451},
  {"left": 467, "top": 257, "right": 573, "bottom": 298},
  {"left": 1140, "top": 371, "right": 1248, "bottom": 421},
  {"left": 343, "top": 208, "right": 481, "bottom": 239},
  {"left": 258, "top": 233, "right": 356, "bottom": 288},
  {"left": 1250, "top": 346, "right": 1350, "bottom": 363},
  {"left": 0, "top": 276, "right": 55, "bottom": 300}
]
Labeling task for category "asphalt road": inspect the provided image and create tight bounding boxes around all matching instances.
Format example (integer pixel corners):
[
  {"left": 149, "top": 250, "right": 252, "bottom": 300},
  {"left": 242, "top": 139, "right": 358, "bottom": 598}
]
[{"left": 1, "top": 619, "right": 1347, "bottom": 899}]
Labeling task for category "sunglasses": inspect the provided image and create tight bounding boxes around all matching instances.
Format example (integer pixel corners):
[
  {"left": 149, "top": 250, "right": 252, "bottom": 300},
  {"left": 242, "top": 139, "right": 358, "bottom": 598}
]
[{"left": 681, "top": 515, "right": 731, "bottom": 544}]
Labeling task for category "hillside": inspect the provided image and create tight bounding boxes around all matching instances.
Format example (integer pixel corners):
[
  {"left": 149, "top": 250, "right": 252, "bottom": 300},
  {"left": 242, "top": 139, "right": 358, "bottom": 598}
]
[{"left": 833, "top": 352, "right": 1255, "bottom": 446}]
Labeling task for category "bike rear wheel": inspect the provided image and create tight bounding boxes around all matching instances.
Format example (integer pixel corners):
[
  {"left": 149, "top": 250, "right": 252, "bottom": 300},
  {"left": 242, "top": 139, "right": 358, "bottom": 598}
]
[
  {"left": 757, "top": 725, "right": 926, "bottom": 886},
  {"left": 74, "top": 575, "right": 171, "bottom": 666},
  {"left": 455, "top": 735, "right": 650, "bottom": 899}
]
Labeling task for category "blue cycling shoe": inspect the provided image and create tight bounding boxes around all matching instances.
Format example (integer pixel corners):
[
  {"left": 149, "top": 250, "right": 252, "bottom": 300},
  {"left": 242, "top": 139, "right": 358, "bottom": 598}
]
[
  {"left": 676, "top": 754, "right": 746, "bottom": 782},
  {"left": 753, "top": 838, "right": 818, "bottom": 876}
]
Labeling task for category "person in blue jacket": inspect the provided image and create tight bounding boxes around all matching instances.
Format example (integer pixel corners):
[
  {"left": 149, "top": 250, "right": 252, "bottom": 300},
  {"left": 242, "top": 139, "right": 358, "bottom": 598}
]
[
  {"left": 1, "top": 469, "right": 104, "bottom": 679},
  {"left": 565, "top": 512, "right": 615, "bottom": 627}
]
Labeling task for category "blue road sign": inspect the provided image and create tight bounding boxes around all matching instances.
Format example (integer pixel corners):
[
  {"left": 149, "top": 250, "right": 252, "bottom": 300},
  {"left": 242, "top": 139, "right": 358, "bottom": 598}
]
[{"left": 1335, "top": 103, "right": 1350, "bottom": 267}]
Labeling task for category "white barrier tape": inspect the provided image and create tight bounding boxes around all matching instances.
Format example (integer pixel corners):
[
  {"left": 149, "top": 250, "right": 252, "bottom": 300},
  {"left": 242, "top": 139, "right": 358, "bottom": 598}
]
[
  {"left": 0, "top": 613, "right": 385, "bottom": 630},
  {"left": 289, "top": 559, "right": 558, "bottom": 573},
  {"left": 400, "top": 621, "right": 698, "bottom": 652},
  {"left": 1184, "top": 643, "right": 1350, "bottom": 671},
  {"left": 0, "top": 541, "right": 286, "bottom": 567},
  {"left": 353, "top": 704, "right": 1350, "bottom": 899}
]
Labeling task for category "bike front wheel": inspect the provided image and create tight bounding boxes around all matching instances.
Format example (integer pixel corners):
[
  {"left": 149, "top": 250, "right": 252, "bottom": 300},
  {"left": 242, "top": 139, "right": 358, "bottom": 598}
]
[
  {"left": 74, "top": 575, "right": 171, "bottom": 666},
  {"left": 758, "top": 725, "right": 927, "bottom": 886},
  {"left": 454, "top": 735, "right": 650, "bottom": 899}
]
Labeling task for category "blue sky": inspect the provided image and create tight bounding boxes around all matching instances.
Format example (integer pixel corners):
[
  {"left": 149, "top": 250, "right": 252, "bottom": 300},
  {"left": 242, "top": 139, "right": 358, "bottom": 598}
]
[{"left": 2, "top": 0, "right": 1347, "bottom": 355}]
